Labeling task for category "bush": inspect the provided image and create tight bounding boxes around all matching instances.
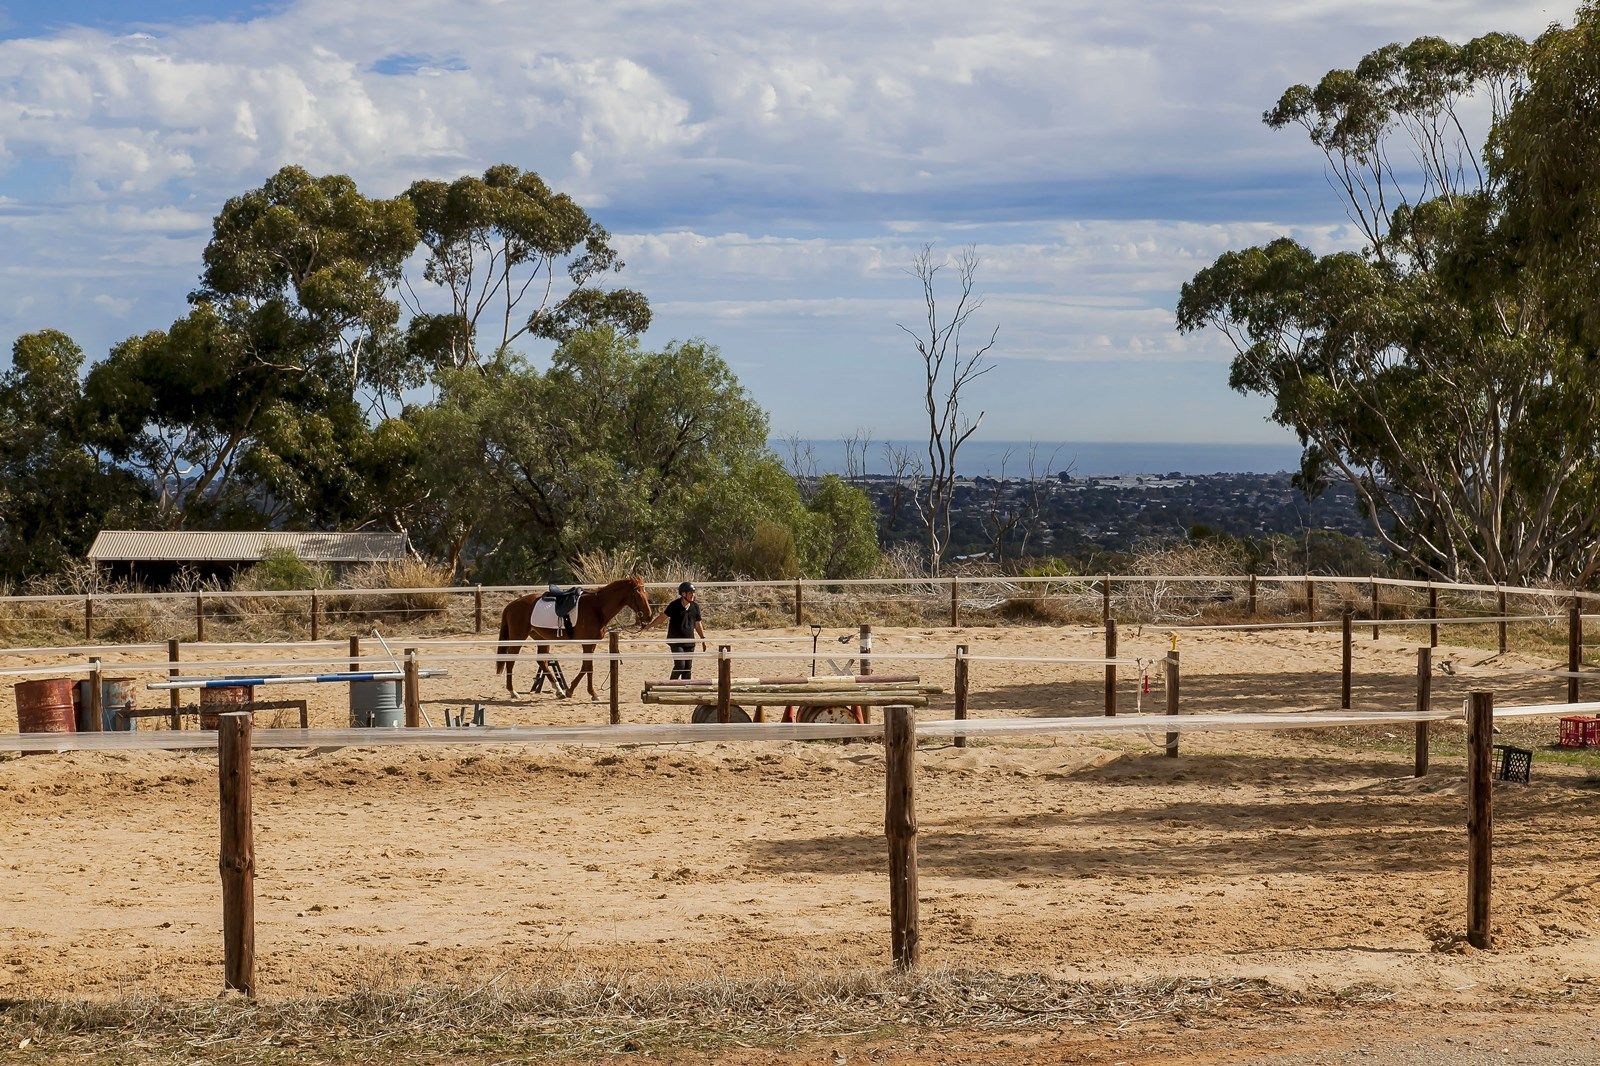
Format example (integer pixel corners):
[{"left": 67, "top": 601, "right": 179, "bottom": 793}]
[
  {"left": 731, "top": 521, "right": 800, "bottom": 580},
  {"left": 339, "top": 558, "right": 454, "bottom": 616},
  {"left": 238, "top": 549, "right": 328, "bottom": 592}
]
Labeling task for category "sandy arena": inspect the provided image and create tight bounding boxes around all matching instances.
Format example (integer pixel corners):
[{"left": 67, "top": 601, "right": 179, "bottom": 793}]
[{"left": 4, "top": 624, "right": 1600, "bottom": 1060}]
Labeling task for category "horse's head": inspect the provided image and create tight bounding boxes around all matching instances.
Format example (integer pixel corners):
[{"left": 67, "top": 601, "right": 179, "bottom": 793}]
[{"left": 626, "top": 575, "right": 653, "bottom": 628}]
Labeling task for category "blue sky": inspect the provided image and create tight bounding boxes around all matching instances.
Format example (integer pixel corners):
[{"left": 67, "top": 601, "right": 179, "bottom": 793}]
[{"left": 0, "top": 0, "right": 1567, "bottom": 442}]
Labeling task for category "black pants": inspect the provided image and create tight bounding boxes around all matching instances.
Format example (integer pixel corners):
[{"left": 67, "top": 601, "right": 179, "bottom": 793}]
[{"left": 669, "top": 641, "right": 695, "bottom": 680}]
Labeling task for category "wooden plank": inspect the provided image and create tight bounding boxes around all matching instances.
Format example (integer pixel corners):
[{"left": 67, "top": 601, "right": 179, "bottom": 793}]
[
  {"left": 1414, "top": 646, "right": 1431, "bottom": 777},
  {"left": 953, "top": 644, "right": 969, "bottom": 750},
  {"left": 608, "top": 631, "right": 621, "bottom": 725},
  {"left": 883, "top": 704, "right": 919, "bottom": 970},
  {"left": 1341, "top": 609, "right": 1353, "bottom": 710},
  {"left": 403, "top": 650, "right": 420, "bottom": 728},
  {"left": 716, "top": 646, "right": 732, "bottom": 724},
  {"left": 1570, "top": 602, "right": 1582, "bottom": 704},
  {"left": 1466, "top": 690, "right": 1493, "bottom": 950},
  {"left": 644, "top": 692, "right": 930, "bottom": 707},
  {"left": 1497, "top": 590, "right": 1508, "bottom": 654},
  {"left": 218, "top": 711, "right": 256, "bottom": 996},
  {"left": 85, "top": 659, "right": 103, "bottom": 734},
  {"left": 1164, "top": 651, "right": 1179, "bottom": 757},
  {"left": 1104, "top": 619, "right": 1117, "bottom": 717}
]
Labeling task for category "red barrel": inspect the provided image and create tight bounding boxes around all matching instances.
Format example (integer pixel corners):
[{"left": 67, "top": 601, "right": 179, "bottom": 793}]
[
  {"left": 15, "top": 678, "right": 77, "bottom": 734},
  {"left": 199, "top": 685, "right": 255, "bottom": 731}
]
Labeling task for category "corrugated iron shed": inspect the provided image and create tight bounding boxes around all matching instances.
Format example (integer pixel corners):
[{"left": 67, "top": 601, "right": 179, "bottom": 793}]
[{"left": 88, "top": 531, "right": 409, "bottom": 564}]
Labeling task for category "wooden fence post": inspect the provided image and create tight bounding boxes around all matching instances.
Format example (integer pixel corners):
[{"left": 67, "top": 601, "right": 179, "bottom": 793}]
[
  {"left": 84, "top": 597, "right": 94, "bottom": 642},
  {"left": 1497, "top": 589, "right": 1508, "bottom": 655},
  {"left": 953, "top": 644, "right": 969, "bottom": 749},
  {"left": 349, "top": 634, "right": 360, "bottom": 674},
  {"left": 608, "top": 631, "right": 621, "bottom": 726},
  {"left": 84, "top": 658, "right": 103, "bottom": 733},
  {"left": 1101, "top": 577, "right": 1112, "bottom": 627},
  {"left": 474, "top": 585, "right": 484, "bottom": 634},
  {"left": 168, "top": 639, "right": 182, "bottom": 730},
  {"left": 1429, "top": 585, "right": 1439, "bottom": 648},
  {"left": 716, "top": 646, "right": 732, "bottom": 724},
  {"left": 1305, "top": 578, "right": 1315, "bottom": 623},
  {"left": 1370, "top": 579, "right": 1379, "bottom": 641},
  {"left": 1341, "top": 608, "right": 1353, "bottom": 710},
  {"left": 1415, "top": 647, "right": 1431, "bottom": 777},
  {"left": 1104, "top": 619, "right": 1118, "bottom": 717},
  {"left": 309, "top": 590, "right": 320, "bottom": 641},
  {"left": 1164, "top": 651, "right": 1180, "bottom": 758},
  {"left": 218, "top": 711, "right": 256, "bottom": 996},
  {"left": 1466, "top": 690, "right": 1494, "bottom": 951},
  {"left": 859, "top": 624, "right": 872, "bottom": 676},
  {"left": 1569, "top": 601, "right": 1582, "bottom": 704},
  {"left": 1247, "top": 573, "right": 1257, "bottom": 617},
  {"left": 195, "top": 593, "right": 206, "bottom": 642},
  {"left": 403, "top": 649, "right": 420, "bottom": 728},
  {"left": 884, "top": 704, "right": 919, "bottom": 970},
  {"left": 949, "top": 580, "right": 959, "bottom": 627},
  {"left": 795, "top": 581, "right": 804, "bottom": 626}
]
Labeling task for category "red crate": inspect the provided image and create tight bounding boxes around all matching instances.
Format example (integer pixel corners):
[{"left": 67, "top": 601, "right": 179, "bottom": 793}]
[{"left": 1559, "top": 715, "right": 1600, "bottom": 748}]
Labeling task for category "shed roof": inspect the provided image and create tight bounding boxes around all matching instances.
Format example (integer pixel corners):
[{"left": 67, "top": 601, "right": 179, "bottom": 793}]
[{"left": 88, "top": 531, "right": 409, "bottom": 564}]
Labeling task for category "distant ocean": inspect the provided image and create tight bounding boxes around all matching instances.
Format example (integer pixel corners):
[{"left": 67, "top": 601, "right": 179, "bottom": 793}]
[{"left": 779, "top": 440, "right": 1303, "bottom": 478}]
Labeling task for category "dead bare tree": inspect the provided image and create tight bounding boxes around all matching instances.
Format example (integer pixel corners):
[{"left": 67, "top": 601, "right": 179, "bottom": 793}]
[
  {"left": 842, "top": 427, "right": 875, "bottom": 484},
  {"left": 899, "top": 245, "right": 996, "bottom": 576},
  {"left": 1015, "top": 442, "right": 1066, "bottom": 563},
  {"left": 881, "top": 443, "right": 921, "bottom": 543}
]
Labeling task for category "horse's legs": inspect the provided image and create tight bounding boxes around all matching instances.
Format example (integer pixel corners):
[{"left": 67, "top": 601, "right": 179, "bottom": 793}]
[
  {"left": 505, "top": 646, "right": 517, "bottom": 695},
  {"left": 576, "top": 642, "right": 597, "bottom": 700},
  {"left": 535, "top": 644, "right": 566, "bottom": 696}
]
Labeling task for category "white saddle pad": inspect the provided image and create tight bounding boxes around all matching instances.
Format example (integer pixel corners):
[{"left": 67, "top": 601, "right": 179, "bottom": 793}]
[{"left": 531, "top": 596, "right": 575, "bottom": 631}]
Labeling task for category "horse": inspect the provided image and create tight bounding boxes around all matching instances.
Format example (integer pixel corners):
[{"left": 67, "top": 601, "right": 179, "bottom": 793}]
[{"left": 496, "top": 576, "right": 655, "bottom": 698}]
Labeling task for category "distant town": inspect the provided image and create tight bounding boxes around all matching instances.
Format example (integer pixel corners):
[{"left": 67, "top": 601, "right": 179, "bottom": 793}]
[{"left": 840, "top": 470, "right": 1371, "bottom": 562}]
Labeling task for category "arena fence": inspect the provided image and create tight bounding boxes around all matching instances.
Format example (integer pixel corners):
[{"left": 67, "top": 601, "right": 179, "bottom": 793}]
[{"left": 0, "top": 690, "right": 1554, "bottom": 995}]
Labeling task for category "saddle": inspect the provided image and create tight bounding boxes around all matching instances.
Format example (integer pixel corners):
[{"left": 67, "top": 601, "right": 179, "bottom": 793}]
[{"left": 532, "top": 585, "right": 583, "bottom": 638}]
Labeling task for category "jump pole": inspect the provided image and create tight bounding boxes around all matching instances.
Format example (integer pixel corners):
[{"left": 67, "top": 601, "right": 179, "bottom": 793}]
[
  {"left": 218, "top": 710, "right": 255, "bottom": 996},
  {"left": 1164, "top": 650, "right": 1179, "bottom": 757},
  {"left": 884, "top": 704, "right": 919, "bottom": 970},
  {"left": 1414, "top": 647, "right": 1431, "bottom": 777},
  {"left": 1341, "top": 609, "right": 1353, "bottom": 710},
  {"left": 953, "top": 644, "right": 969, "bottom": 749},
  {"left": 1104, "top": 619, "right": 1118, "bottom": 716},
  {"left": 1466, "top": 690, "right": 1493, "bottom": 950},
  {"left": 608, "top": 631, "right": 621, "bottom": 725}
]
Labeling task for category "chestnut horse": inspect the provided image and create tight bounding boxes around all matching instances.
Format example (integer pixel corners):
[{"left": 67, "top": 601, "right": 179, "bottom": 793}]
[{"left": 496, "top": 576, "right": 654, "bottom": 698}]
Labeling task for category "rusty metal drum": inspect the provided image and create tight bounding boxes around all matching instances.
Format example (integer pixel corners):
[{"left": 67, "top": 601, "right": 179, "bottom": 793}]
[
  {"left": 75, "top": 677, "right": 138, "bottom": 731},
  {"left": 199, "top": 685, "right": 255, "bottom": 730},
  {"left": 15, "top": 678, "right": 76, "bottom": 734}
]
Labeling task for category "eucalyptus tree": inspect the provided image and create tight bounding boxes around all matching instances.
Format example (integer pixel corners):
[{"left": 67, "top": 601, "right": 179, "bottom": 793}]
[
  {"left": 401, "top": 165, "right": 651, "bottom": 372},
  {"left": 1177, "top": 31, "right": 1600, "bottom": 586}
]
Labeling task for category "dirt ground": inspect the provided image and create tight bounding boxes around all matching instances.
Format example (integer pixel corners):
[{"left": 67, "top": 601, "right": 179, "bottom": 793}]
[{"left": 4, "top": 624, "right": 1600, "bottom": 1062}]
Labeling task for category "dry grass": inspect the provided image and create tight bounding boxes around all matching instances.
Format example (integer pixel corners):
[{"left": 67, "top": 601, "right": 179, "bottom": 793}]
[{"left": 0, "top": 969, "right": 1338, "bottom": 1063}]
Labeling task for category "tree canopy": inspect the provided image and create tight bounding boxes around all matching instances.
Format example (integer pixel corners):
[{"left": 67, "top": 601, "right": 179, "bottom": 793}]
[{"left": 1178, "top": 24, "right": 1600, "bottom": 586}]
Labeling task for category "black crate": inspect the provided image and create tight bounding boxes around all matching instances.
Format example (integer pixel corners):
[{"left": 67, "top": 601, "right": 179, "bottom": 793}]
[{"left": 1494, "top": 744, "right": 1533, "bottom": 784}]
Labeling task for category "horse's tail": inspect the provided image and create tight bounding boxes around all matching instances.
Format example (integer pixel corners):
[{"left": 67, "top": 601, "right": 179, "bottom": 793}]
[{"left": 496, "top": 613, "right": 511, "bottom": 675}]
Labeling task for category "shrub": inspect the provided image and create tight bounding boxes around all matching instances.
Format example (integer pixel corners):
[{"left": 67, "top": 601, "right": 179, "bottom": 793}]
[
  {"left": 238, "top": 549, "right": 328, "bottom": 592},
  {"left": 731, "top": 521, "right": 800, "bottom": 580}
]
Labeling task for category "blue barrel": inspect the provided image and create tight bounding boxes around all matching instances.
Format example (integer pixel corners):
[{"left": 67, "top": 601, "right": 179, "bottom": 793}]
[
  {"left": 350, "top": 679, "right": 404, "bottom": 728},
  {"left": 76, "top": 677, "right": 138, "bottom": 731}
]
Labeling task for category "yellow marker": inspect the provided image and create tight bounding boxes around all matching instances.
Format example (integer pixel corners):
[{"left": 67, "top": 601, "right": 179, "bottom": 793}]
[{"left": 1169, "top": 631, "right": 1179, "bottom": 652}]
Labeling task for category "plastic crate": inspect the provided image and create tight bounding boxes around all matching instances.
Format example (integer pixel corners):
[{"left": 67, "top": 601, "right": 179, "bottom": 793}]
[
  {"left": 1495, "top": 744, "right": 1533, "bottom": 784},
  {"left": 1559, "top": 715, "right": 1600, "bottom": 748}
]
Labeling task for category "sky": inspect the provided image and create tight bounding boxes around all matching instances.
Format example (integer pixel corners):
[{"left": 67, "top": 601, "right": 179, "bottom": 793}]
[{"left": 0, "top": 0, "right": 1569, "bottom": 443}]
